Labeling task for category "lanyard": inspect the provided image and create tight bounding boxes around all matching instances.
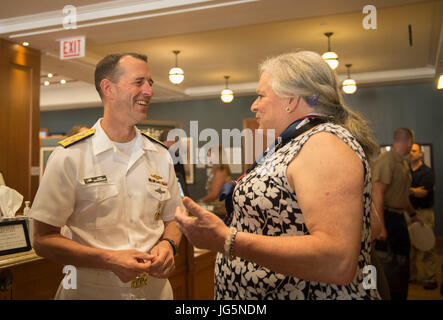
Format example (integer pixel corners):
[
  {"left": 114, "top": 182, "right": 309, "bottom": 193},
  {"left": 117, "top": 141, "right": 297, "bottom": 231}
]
[{"left": 219, "top": 115, "right": 325, "bottom": 225}]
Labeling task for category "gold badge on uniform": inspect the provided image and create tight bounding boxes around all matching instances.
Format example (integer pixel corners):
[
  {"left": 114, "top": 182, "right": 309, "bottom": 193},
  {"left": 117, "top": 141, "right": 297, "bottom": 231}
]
[
  {"left": 154, "top": 202, "right": 162, "bottom": 220},
  {"left": 155, "top": 188, "right": 166, "bottom": 195},
  {"left": 148, "top": 175, "right": 166, "bottom": 221}
]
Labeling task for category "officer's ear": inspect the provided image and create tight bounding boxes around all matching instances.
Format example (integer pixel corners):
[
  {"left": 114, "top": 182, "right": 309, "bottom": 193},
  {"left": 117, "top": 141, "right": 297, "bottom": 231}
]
[{"left": 100, "top": 78, "right": 115, "bottom": 100}]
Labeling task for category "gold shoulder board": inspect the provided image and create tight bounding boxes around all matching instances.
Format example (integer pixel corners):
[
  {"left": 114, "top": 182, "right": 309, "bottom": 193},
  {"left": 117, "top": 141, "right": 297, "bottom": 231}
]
[
  {"left": 58, "top": 128, "right": 96, "bottom": 148},
  {"left": 139, "top": 130, "right": 168, "bottom": 150}
]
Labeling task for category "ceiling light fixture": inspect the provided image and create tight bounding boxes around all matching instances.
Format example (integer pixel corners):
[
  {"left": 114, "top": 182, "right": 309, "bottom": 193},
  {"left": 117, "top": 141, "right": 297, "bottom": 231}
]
[
  {"left": 322, "top": 32, "right": 339, "bottom": 70},
  {"left": 22, "top": 42, "right": 29, "bottom": 46},
  {"left": 48, "top": 73, "right": 53, "bottom": 78},
  {"left": 169, "top": 50, "right": 184, "bottom": 85},
  {"left": 342, "top": 64, "right": 357, "bottom": 94},
  {"left": 60, "top": 79, "right": 66, "bottom": 84},
  {"left": 437, "top": 74, "right": 443, "bottom": 90},
  {"left": 221, "top": 75, "right": 234, "bottom": 103},
  {"left": 44, "top": 81, "right": 50, "bottom": 86}
]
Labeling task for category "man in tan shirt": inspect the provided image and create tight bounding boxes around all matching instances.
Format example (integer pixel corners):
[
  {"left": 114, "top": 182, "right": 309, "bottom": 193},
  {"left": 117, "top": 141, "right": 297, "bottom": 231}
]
[{"left": 372, "top": 127, "right": 420, "bottom": 300}]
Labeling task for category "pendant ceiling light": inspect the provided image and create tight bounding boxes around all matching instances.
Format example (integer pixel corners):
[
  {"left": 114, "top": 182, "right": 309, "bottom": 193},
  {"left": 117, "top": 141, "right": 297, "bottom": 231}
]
[
  {"left": 322, "top": 32, "right": 339, "bottom": 70},
  {"left": 220, "top": 75, "right": 234, "bottom": 103},
  {"left": 169, "top": 50, "right": 184, "bottom": 84},
  {"left": 342, "top": 64, "right": 357, "bottom": 94}
]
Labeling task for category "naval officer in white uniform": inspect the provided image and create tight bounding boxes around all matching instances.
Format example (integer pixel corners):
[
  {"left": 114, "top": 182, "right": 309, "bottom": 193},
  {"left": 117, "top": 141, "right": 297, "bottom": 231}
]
[{"left": 31, "top": 53, "right": 184, "bottom": 300}]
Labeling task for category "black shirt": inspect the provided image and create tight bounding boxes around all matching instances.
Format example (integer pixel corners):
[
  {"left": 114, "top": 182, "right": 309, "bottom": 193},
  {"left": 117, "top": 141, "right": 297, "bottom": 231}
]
[
  {"left": 410, "top": 164, "right": 434, "bottom": 209},
  {"left": 169, "top": 148, "right": 189, "bottom": 197}
]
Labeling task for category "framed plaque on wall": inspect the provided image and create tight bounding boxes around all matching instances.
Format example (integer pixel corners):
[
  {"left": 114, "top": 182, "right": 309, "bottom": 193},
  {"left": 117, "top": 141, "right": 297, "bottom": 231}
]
[{"left": 0, "top": 219, "right": 31, "bottom": 256}]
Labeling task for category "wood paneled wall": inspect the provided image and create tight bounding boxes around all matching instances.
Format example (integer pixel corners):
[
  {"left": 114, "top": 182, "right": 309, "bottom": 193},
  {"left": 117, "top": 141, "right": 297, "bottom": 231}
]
[{"left": 0, "top": 39, "right": 40, "bottom": 204}]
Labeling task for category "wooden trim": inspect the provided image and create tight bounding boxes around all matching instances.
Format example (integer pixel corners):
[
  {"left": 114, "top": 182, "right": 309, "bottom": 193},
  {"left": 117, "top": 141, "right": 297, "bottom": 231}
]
[{"left": 0, "top": 39, "right": 40, "bottom": 205}]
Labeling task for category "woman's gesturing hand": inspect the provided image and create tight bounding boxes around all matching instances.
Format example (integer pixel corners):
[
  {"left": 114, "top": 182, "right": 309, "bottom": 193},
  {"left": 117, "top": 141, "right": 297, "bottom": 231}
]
[{"left": 175, "top": 197, "right": 229, "bottom": 253}]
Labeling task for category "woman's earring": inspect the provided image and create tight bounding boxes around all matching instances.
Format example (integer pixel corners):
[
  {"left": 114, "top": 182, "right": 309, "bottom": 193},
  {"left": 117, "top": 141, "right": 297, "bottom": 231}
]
[{"left": 285, "top": 107, "right": 291, "bottom": 113}]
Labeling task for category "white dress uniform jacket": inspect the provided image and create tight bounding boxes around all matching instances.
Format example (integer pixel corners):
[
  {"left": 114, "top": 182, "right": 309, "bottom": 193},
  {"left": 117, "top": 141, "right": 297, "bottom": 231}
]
[{"left": 31, "top": 119, "right": 184, "bottom": 299}]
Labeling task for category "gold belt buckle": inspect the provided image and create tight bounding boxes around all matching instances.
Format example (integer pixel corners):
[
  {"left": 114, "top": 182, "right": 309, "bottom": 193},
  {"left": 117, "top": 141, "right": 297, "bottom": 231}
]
[{"left": 131, "top": 273, "right": 148, "bottom": 289}]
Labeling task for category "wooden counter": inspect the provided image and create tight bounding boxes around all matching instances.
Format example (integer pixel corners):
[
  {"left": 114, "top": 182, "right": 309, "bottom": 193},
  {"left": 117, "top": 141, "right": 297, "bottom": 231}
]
[
  {"left": 0, "top": 250, "right": 42, "bottom": 270},
  {"left": 189, "top": 248, "right": 216, "bottom": 300},
  {"left": 167, "top": 238, "right": 216, "bottom": 300},
  {"left": 0, "top": 250, "right": 64, "bottom": 300}
]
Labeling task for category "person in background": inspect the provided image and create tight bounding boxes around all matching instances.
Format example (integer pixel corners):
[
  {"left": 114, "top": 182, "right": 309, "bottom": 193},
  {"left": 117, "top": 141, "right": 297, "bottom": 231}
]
[
  {"left": 370, "top": 202, "right": 391, "bottom": 300},
  {"left": 66, "top": 125, "right": 89, "bottom": 137},
  {"left": 198, "top": 145, "right": 232, "bottom": 206},
  {"left": 372, "top": 127, "right": 421, "bottom": 300},
  {"left": 176, "top": 51, "right": 381, "bottom": 300},
  {"left": 31, "top": 53, "right": 183, "bottom": 300},
  {"left": 159, "top": 129, "right": 188, "bottom": 196},
  {"left": 408, "top": 142, "right": 437, "bottom": 290},
  {"left": 158, "top": 130, "right": 184, "bottom": 178}
]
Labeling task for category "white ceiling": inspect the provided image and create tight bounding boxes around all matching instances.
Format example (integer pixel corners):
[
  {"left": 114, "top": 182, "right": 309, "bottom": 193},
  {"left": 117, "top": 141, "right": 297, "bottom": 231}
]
[{"left": 1, "top": 0, "right": 442, "bottom": 110}]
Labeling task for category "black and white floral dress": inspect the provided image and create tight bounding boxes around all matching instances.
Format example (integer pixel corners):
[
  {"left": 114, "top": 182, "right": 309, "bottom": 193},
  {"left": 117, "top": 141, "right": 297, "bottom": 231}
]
[{"left": 214, "top": 123, "right": 381, "bottom": 300}]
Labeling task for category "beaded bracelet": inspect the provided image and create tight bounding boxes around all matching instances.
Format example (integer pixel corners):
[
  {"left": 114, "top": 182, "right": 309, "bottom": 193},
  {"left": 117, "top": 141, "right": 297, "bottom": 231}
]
[{"left": 224, "top": 227, "right": 238, "bottom": 260}]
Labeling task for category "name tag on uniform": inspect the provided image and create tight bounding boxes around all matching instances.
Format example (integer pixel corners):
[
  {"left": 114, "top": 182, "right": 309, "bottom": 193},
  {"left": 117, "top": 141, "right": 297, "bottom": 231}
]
[{"left": 84, "top": 175, "right": 108, "bottom": 184}]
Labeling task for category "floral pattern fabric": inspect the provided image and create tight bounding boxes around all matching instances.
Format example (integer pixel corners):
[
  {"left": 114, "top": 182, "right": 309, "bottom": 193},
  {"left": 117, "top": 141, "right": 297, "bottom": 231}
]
[{"left": 214, "top": 123, "right": 381, "bottom": 300}]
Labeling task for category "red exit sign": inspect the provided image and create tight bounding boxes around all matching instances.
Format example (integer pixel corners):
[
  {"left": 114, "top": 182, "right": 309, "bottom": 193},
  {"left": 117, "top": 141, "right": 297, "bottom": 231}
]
[{"left": 60, "top": 36, "right": 85, "bottom": 60}]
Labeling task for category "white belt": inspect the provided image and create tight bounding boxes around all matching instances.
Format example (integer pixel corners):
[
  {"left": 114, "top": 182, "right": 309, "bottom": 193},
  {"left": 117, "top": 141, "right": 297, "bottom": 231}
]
[
  {"left": 76, "top": 267, "right": 137, "bottom": 288},
  {"left": 56, "top": 268, "right": 172, "bottom": 300}
]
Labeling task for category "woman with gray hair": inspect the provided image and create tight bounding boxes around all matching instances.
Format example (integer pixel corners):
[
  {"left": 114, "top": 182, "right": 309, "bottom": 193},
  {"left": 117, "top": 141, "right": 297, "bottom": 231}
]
[{"left": 176, "top": 51, "right": 381, "bottom": 300}]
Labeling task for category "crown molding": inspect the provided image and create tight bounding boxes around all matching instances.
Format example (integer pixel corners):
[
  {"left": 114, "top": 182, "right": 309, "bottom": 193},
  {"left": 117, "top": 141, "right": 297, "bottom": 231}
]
[
  {"left": 184, "top": 67, "right": 436, "bottom": 98},
  {"left": 40, "top": 67, "right": 436, "bottom": 111},
  {"left": 185, "top": 82, "right": 259, "bottom": 97},
  {"left": 337, "top": 66, "right": 436, "bottom": 84},
  {"left": 2, "top": 0, "right": 258, "bottom": 37}
]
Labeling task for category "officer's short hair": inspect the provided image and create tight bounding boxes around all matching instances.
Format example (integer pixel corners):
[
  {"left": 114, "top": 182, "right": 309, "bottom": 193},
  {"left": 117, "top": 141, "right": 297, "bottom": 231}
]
[
  {"left": 393, "top": 127, "right": 414, "bottom": 142},
  {"left": 94, "top": 53, "right": 148, "bottom": 99}
]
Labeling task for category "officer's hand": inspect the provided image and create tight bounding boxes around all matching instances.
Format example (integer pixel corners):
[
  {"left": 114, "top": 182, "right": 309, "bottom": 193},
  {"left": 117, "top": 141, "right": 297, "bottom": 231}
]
[
  {"left": 106, "top": 249, "right": 153, "bottom": 283},
  {"left": 148, "top": 241, "right": 175, "bottom": 278}
]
